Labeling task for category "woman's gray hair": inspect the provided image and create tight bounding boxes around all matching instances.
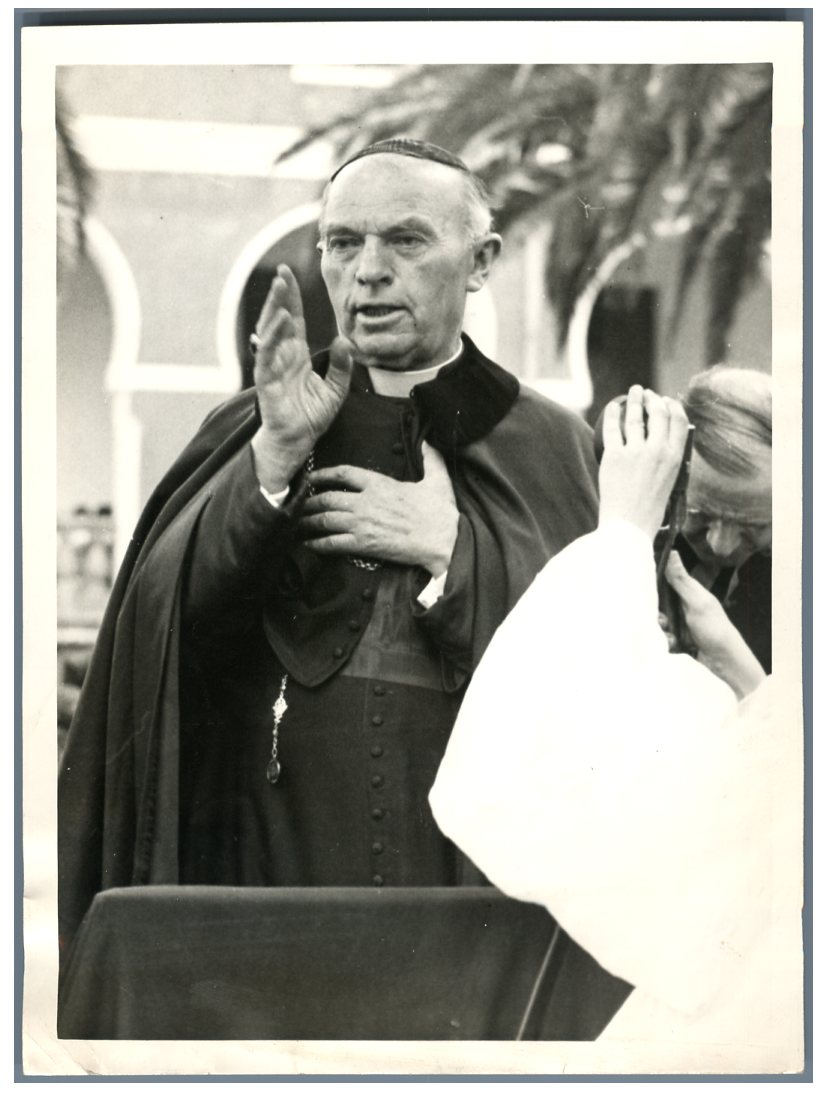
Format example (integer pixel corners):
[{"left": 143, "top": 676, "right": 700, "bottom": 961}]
[{"left": 682, "top": 366, "right": 772, "bottom": 477}]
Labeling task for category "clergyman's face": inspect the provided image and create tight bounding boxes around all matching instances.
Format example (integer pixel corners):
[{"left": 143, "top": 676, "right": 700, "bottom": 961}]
[
  {"left": 318, "top": 154, "right": 497, "bottom": 371},
  {"left": 681, "top": 451, "right": 772, "bottom": 569}
]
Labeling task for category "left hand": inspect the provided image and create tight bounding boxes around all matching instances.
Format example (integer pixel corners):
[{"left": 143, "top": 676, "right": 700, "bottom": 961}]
[
  {"left": 664, "top": 551, "right": 766, "bottom": 698},
  {"left": 657, "top": 612, "right": 680, "bottom": 653},
  {"left": 300, "top": 441, "right": 460, "bottom": 576}
]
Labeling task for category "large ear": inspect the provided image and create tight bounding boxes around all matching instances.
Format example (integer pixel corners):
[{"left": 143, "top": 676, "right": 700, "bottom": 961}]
[{"left": 466, "top": 233, "right": 502, "bottom": 293}]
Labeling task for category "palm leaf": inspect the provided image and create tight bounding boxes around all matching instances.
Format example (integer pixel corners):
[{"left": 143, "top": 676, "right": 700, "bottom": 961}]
[
  {"left": 665, "top": 67, "right": 772, "bottom": 346},
  {"left": 277, "top": 63, "right": 772, "bottom": 363},
  {"left": 56, "top": 89, "right": 95, "bottom": 285}
]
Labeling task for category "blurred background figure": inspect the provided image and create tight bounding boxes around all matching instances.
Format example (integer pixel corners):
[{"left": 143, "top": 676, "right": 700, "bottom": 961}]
[
  {"left": 54, "top": 63, "right": 773, "bottom": 747},
  {"left": 679, "top": 366, "right": 772, "bottom": 672}
]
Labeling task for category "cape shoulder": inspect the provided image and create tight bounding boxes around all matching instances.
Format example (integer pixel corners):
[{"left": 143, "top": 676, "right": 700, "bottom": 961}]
[{"left": 473, "top": 380, "right": 598, "bottom": 485}]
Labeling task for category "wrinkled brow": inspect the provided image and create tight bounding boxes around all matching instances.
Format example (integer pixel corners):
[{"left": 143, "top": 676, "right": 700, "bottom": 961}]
[
  {"left": 319, "top": 215, "right": 438, "bottom": 238},
  {"left": 685, "top": 488, "right": 772, "bottom": 524}
]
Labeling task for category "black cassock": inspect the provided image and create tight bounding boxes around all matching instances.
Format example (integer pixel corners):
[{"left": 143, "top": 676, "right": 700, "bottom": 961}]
[{"left": 58, "top": 336, "right": 631, "bottom": 1039}]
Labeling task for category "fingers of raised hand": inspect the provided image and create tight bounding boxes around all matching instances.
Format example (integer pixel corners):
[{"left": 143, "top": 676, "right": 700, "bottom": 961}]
[
  {"left": 253, "top": 316, "right": 307, "bottom": 390},
  {"left": 602, "top": 399, "right": 624, "bottom": 452},
  {"left": 276, "top": 264, "right": 303, "bottom": 315},
  {"left": 623, "top": 385, "right": 646, "bottom": 446},
  {"left": 256, "top": 267, "right": 306, "bottom": 341},
  {"left": 663, "top": 396, "right": 689, "bottom": 452},
  {"left": 258, "top": 306, "right": 296, "bottom": 350},
  {"left": 326, "top": 337, "right": 355, "bottom": 402},
  {"left": 642, "top": 388, "right": 668, "bottom": 445},
  {"left": 256, "top": 272, "right": 289, "bottom": 333}
]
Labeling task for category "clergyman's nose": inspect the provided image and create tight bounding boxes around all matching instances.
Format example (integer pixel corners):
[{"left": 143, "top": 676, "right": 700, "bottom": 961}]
[
  {"left": 705, "top": 520, "right": 742, "bottom": 560},
  {"left": 355, "top": 237, "right": 392, "bottom": 285}
]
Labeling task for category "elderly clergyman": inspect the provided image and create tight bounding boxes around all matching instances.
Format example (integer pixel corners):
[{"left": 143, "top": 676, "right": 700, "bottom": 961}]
[{"left": 58, "top": 139, "right": 599, "bottom": 951}]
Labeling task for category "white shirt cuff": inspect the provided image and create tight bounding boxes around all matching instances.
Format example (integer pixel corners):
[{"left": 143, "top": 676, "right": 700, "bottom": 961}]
[
  {"left": 417, "top": 571, "right": 448, "bottom": 609},
  {"left": 259, "top": 483, "right": 291, "bottom": 508}
]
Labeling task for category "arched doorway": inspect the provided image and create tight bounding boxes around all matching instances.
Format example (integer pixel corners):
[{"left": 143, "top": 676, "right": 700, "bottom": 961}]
[
  {"left": 57, "top": 248, "right": 114, "bottom": 519},
  {"left": 236, "top": 221, "right": 337, "bottom": 389}
]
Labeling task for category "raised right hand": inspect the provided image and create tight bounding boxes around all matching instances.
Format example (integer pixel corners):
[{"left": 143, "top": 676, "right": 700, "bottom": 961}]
[
  {"left": 598, "top": 386, "right": 689, "bottom": 541},
  {"left": 251, "top": 264, "right": 354, "bottom": 492}
]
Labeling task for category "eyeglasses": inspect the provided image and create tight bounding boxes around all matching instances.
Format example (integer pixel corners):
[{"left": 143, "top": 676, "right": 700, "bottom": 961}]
[{"left": 683, "top": 507, "right": 771, "bottom": 531}]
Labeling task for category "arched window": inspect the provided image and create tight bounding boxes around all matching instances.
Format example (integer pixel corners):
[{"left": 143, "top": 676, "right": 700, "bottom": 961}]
[{"left": 236, "top": 220, "right": 337, "bottom": 389}]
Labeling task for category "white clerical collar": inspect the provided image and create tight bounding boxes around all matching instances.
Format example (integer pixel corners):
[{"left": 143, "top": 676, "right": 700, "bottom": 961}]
[{"left": 367, "top": 342, "right": 464, "bottom": 397}]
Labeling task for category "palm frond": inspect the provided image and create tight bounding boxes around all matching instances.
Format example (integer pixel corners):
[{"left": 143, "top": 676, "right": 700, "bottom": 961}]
[
  {"left": 56, "top": 90, "right": 95, "bottom": 284},
  {"left": 704, "top": 174, "right": 771, "bottom": 363},
  {"left": 665, "top": 70, "right": 771, "bottom": 346},
  {"left": 278, "top": 63, "right": 772, "bottom": 364}
]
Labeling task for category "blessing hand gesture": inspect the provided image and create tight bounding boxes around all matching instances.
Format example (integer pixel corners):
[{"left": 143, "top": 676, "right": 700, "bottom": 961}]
[{"left": 251, "top": 264, "right": 354, "bottom": 492}]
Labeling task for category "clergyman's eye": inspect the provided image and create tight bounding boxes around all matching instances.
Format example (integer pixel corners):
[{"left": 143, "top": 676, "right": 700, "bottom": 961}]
[
  {"left": 325, "top": 235, "right": 360, "bottom": 255},
  {"left": 391, "top": 234, "right": 423, "bottom": 249}
]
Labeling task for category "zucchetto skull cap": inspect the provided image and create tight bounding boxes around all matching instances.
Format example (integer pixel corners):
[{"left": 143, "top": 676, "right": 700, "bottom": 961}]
[{"left": 329, "top": 138, "right": 471, "bottom": 182}]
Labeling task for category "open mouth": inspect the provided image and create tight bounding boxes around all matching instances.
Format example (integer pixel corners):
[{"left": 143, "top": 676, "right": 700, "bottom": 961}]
[{"left": 355, "top": 305, "right": 401, "bottom": 318}]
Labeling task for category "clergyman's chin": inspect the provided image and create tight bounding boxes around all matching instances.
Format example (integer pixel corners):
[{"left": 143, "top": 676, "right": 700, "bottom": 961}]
[{"left": 350, "top": 335, "right": 417, "bottom": 371}]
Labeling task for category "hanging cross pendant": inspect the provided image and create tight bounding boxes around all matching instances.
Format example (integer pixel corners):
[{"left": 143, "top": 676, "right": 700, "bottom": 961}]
[
  {"left": 266, "top": 675, "right": 289, "bottom": 785},
  {"left": 266, "top": 757, "right": 282, "bottom": 785}
]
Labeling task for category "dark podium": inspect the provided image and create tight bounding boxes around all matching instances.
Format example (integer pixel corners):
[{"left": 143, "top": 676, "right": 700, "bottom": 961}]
[{"left": 57, "top": 886, "right": 631, "bottom": 1041}]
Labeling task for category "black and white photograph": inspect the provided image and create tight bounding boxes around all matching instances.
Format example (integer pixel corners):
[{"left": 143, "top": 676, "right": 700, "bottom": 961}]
[{"left": 19, "top": 13, "right": 808, "bottom": 1079}]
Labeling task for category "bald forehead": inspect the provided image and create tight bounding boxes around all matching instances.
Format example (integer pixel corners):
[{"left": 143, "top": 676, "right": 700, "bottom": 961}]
[
  {"left": 320, "top": 153, "right": 468, "bottom": 226},
  {"left": 331, "top": 151, "right": 467, "bottom": 192}
]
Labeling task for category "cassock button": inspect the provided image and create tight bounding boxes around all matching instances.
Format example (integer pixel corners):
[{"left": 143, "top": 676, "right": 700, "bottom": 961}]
[
  {"left": 371, "top": 715, "right": 384, "bottom": 727},
  {"left": 362, "top": 589, "right": 374, "bottom": 601},
  {"left": 373, "top": 684, "right": 386, "bottom": 697},
  {"left": 371, "top": 775, "right": 384, "bottom": 788},
  {"left": 391, "top": 441, "right": 405, "bottom": 455},
  {"left": 373, "top": 875, "right": 385, "bottom": 887},
  {"left": 372, "top": 842, "right": 384, "bottom": 855},
  {"left": 348, "top": 619, "right": 360, "bottom": 632},
  {"left": 333, "top": 646, "right": 345, "bottom": 658},
  {"left": 371, "top": 808, "right": 385, "bottom": 820},
  {"left": 370, "top": 745, "right": 383, "bottom": 758}
]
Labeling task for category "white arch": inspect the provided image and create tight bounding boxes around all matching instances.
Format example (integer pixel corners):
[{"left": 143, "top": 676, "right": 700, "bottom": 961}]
[
  {"left": 81, "top": 217, "right": 143, "bottom": 566},
  {"left": 83, "top": 216, "right": 142, "bottom": 392},
  {"left": 216, "top": 201, "right": 323, "bottom": 377},
  {"left": 560, "top": 232, "right": 647, "bottom": 412},
  {"left": 462, "top": 283, "right": 498, "bottom": 358},
  {"left": 88, "top": 213, "right": 242, "bottom": 397}
]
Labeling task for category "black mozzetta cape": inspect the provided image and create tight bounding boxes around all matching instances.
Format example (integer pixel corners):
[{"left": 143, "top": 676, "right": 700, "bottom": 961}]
[{"left": 58, "top": 335, "right": 599, "bottom": 952}]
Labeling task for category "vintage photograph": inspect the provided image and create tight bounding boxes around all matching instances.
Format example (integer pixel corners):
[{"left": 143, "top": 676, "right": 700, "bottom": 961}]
[{"left": 21, "top": 17, "right": 807, "bottom": 1079}]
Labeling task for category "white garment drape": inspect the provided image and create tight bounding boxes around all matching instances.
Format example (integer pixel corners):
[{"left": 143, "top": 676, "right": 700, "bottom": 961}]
[{"left": 430, "top": 522, "right": 801, "bottom": 1053}]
